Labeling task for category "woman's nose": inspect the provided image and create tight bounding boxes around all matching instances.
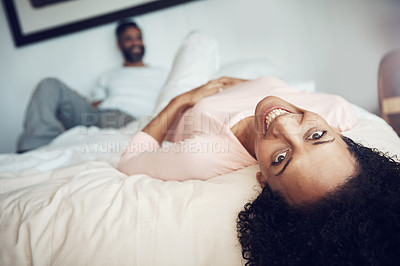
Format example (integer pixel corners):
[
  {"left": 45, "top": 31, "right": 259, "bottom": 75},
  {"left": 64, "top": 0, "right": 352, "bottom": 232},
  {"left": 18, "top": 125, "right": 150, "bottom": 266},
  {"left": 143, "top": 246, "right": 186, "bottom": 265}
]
[{"left": 271, "top": 114, "right": 303, "bottom": 137}]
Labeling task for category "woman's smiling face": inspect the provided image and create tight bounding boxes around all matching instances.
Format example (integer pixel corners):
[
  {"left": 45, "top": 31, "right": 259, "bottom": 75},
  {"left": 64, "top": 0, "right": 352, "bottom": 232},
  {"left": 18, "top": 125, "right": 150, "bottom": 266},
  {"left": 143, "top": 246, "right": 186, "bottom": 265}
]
[{"left": 254, "top": 96, "right": 357, "bottom": 204}]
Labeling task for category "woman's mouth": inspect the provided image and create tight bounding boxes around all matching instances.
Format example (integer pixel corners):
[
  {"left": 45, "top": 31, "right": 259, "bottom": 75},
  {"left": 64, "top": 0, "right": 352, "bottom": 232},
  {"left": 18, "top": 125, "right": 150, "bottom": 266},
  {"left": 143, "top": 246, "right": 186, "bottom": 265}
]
[{"left": 264, "top": 107, "right": 291, "bottom": 132}]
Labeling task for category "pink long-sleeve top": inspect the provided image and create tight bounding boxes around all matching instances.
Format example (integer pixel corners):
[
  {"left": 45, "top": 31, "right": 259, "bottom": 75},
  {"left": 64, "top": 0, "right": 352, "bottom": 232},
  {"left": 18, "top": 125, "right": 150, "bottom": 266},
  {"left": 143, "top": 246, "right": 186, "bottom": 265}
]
[{"left": 118, "top": 77, "right": 357, "bottom": 181}]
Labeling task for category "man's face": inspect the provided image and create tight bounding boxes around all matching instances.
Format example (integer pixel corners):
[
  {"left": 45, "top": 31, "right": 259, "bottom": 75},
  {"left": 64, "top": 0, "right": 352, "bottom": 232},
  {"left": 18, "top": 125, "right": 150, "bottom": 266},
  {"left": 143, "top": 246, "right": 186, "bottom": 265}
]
[{"left": 118, "top": 27, "right": 145, "bottom": 63}]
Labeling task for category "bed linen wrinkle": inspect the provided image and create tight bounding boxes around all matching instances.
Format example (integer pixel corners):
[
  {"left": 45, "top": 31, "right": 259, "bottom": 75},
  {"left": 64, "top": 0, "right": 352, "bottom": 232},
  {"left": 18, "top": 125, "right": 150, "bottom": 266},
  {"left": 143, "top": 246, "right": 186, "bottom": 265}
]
[
  {"left": 50, "top": 163, "right": 136, "bottom": 265},
  {"left": 151, "top": 180, "right": 161, "bottom": 266},
  {"left": 134, "top": 176, "right": 159, "bottom": 265},
  {"left": 153, "top": 181, "right": 197, "bottom": 265}
]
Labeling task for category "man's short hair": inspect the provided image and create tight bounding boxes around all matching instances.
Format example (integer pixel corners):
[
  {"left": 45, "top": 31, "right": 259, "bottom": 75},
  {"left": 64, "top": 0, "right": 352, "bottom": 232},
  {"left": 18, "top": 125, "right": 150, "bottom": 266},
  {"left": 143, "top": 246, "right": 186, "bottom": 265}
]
[{"left": 116, "top": 20, "right": 140, "bottom": 41}]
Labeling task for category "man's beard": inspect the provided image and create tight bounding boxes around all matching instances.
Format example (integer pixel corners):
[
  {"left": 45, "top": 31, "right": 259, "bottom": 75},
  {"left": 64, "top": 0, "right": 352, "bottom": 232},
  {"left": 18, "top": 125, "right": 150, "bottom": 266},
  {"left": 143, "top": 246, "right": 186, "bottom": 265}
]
[{"left": 122, "top": 45, "right": 145, "bottom": 63}]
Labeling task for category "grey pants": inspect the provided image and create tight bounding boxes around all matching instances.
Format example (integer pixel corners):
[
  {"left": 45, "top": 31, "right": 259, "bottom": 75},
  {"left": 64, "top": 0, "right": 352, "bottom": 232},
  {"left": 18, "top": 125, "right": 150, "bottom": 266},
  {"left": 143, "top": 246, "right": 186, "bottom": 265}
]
[{"left": 17, "top": 78, "right": 134, "bottom": 153}]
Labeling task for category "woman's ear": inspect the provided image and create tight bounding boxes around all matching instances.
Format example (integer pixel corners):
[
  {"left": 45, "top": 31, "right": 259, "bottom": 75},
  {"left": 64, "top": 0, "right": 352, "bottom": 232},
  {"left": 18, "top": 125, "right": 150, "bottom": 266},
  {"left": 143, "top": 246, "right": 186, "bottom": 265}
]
[{"left": 256, "top": 172, "right": 265, "bottom": 188}]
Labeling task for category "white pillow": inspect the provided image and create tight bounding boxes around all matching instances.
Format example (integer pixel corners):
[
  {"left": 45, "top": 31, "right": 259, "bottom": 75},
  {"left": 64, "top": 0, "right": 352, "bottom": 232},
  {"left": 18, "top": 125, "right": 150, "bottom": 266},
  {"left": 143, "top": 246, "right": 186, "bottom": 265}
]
[
  {"left": 212, "top": 58, "right": 283, "bottom": 80},
  {"left": 344, "top": 104, "right": 400, "bottom": 158},
  {"left": 154, "top": 33, "right": 316, "bottom": 116},
  {"left": 157, "top": 56, "right": 316, "bottom": 116},
  {"left": 213, "top": 59, "right": 315, "bottom": 93},
  {"left": 153, "top": 31, "right": 220, "bottom": 115}
]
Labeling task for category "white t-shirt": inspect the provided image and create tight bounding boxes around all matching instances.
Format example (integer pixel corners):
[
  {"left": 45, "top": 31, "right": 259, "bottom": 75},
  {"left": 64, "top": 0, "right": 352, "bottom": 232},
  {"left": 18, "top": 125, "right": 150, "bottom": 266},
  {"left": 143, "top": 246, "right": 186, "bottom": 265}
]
[{"left": 91, "top": 66, "right": 168, "bottom": 118}]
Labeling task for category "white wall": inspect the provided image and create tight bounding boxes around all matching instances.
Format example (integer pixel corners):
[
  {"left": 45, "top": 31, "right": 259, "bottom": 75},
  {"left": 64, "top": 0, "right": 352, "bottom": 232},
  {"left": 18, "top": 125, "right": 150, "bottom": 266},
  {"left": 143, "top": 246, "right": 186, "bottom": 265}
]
[{"left": 0, "top": 0, "right": 398, "bottom": 153}]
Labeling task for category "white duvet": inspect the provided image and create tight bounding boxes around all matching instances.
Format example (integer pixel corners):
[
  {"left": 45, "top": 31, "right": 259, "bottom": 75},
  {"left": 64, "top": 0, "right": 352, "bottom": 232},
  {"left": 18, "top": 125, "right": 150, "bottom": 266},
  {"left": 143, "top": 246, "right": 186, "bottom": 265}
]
[{"left": 0, "top": 160, "right": 260, "bottom": 266}]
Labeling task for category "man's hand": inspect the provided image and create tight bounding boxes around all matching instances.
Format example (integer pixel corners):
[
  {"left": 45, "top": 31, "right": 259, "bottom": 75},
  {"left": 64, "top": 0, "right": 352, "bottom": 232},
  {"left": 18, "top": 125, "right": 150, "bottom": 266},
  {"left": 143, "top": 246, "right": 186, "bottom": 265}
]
[{"left": 92, "top": 100, "right": 103, "bottom": 108}]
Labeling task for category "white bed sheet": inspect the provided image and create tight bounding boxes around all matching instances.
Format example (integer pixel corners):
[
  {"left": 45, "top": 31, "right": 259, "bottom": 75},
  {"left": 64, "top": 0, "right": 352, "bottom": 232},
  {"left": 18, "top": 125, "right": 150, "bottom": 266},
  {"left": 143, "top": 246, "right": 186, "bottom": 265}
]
[{"left": 0, "top": 120, "right": 142, "bottom": 175}]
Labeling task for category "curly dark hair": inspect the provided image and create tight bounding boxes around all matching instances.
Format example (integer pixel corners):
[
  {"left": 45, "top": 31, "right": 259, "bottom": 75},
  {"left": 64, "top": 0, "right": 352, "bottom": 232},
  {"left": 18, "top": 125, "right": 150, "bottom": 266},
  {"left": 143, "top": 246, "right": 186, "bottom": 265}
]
[{"left": 237, "top": 136, "right": 400, "bottom": 265}]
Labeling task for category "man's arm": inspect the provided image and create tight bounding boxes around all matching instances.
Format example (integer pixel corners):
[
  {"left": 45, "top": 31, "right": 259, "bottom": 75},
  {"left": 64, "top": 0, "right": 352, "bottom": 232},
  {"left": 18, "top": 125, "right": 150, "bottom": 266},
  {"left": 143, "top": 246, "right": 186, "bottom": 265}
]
[{"left": 91, "top": 74, "right": 109, "bottom": 108}]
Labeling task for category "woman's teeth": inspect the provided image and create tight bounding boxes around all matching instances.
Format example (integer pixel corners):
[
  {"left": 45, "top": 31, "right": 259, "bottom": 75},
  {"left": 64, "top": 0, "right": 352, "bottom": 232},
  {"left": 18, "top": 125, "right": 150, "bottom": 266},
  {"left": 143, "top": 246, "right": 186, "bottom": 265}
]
[{"left": 265, "top": 109, "right": 289, "bottom": 130}]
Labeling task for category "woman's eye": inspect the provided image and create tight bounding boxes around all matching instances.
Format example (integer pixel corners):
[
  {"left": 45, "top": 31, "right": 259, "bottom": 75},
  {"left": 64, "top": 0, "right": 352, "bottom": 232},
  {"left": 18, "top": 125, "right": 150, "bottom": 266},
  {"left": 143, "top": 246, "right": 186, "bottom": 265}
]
[
  {"left": 272, "top": 151, "right": 288, "bottom": 165},
  {"left": 307, "top": 130, "right": 326, "bottom": 140}
]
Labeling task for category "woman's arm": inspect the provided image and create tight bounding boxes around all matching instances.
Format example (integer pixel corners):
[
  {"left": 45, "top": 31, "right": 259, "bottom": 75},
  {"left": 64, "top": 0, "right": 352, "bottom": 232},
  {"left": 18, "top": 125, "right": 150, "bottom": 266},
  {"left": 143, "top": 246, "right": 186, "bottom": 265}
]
[
  {"left": 142, "top": 77, "right": 248, "bottom": 144},
  {"left": 142, "top": 95, "right": 189, "bottom": 144},
  {"left": 118, "top": 76, "right": 250, "bottom": 179}
]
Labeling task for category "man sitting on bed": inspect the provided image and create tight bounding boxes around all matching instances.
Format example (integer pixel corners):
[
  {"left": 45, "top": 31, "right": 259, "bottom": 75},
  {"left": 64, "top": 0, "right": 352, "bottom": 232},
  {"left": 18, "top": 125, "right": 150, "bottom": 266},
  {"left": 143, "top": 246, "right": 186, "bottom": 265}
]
[{"left": 16, "top": 20, "right": 168, "bottom": 153}]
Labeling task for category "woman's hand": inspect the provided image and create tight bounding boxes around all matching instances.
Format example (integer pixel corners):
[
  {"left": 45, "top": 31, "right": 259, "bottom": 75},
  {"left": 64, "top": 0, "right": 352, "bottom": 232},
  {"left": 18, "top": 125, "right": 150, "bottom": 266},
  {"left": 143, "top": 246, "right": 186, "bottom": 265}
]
[
  {"left": 143, "top": 76, "right": 248, "bottom": 144},
  {"left": 180, "top": 76, "right": 248, "bottom": 107}
]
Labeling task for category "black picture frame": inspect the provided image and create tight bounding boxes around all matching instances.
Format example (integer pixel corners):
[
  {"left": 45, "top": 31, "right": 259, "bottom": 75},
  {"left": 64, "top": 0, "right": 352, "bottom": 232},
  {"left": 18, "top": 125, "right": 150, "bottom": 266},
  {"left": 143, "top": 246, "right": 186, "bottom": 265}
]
[{"left": 2, "top": 0, "right": 196, "bottom": 47}]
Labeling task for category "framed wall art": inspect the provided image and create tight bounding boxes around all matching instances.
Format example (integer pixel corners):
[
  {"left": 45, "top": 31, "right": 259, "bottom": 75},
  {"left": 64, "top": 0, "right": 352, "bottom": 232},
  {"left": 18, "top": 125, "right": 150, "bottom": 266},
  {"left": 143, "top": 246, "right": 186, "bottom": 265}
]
[{"left": 2, "top": 0, "right": 195, "bottom": 47}]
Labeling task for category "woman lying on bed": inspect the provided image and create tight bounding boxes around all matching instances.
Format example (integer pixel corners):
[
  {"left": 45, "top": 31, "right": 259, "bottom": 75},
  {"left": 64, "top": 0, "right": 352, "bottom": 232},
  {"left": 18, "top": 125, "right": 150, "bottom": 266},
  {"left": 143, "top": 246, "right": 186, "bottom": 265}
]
[{"left": 118, "top": 74, "right": 400, "bottom": 264}]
